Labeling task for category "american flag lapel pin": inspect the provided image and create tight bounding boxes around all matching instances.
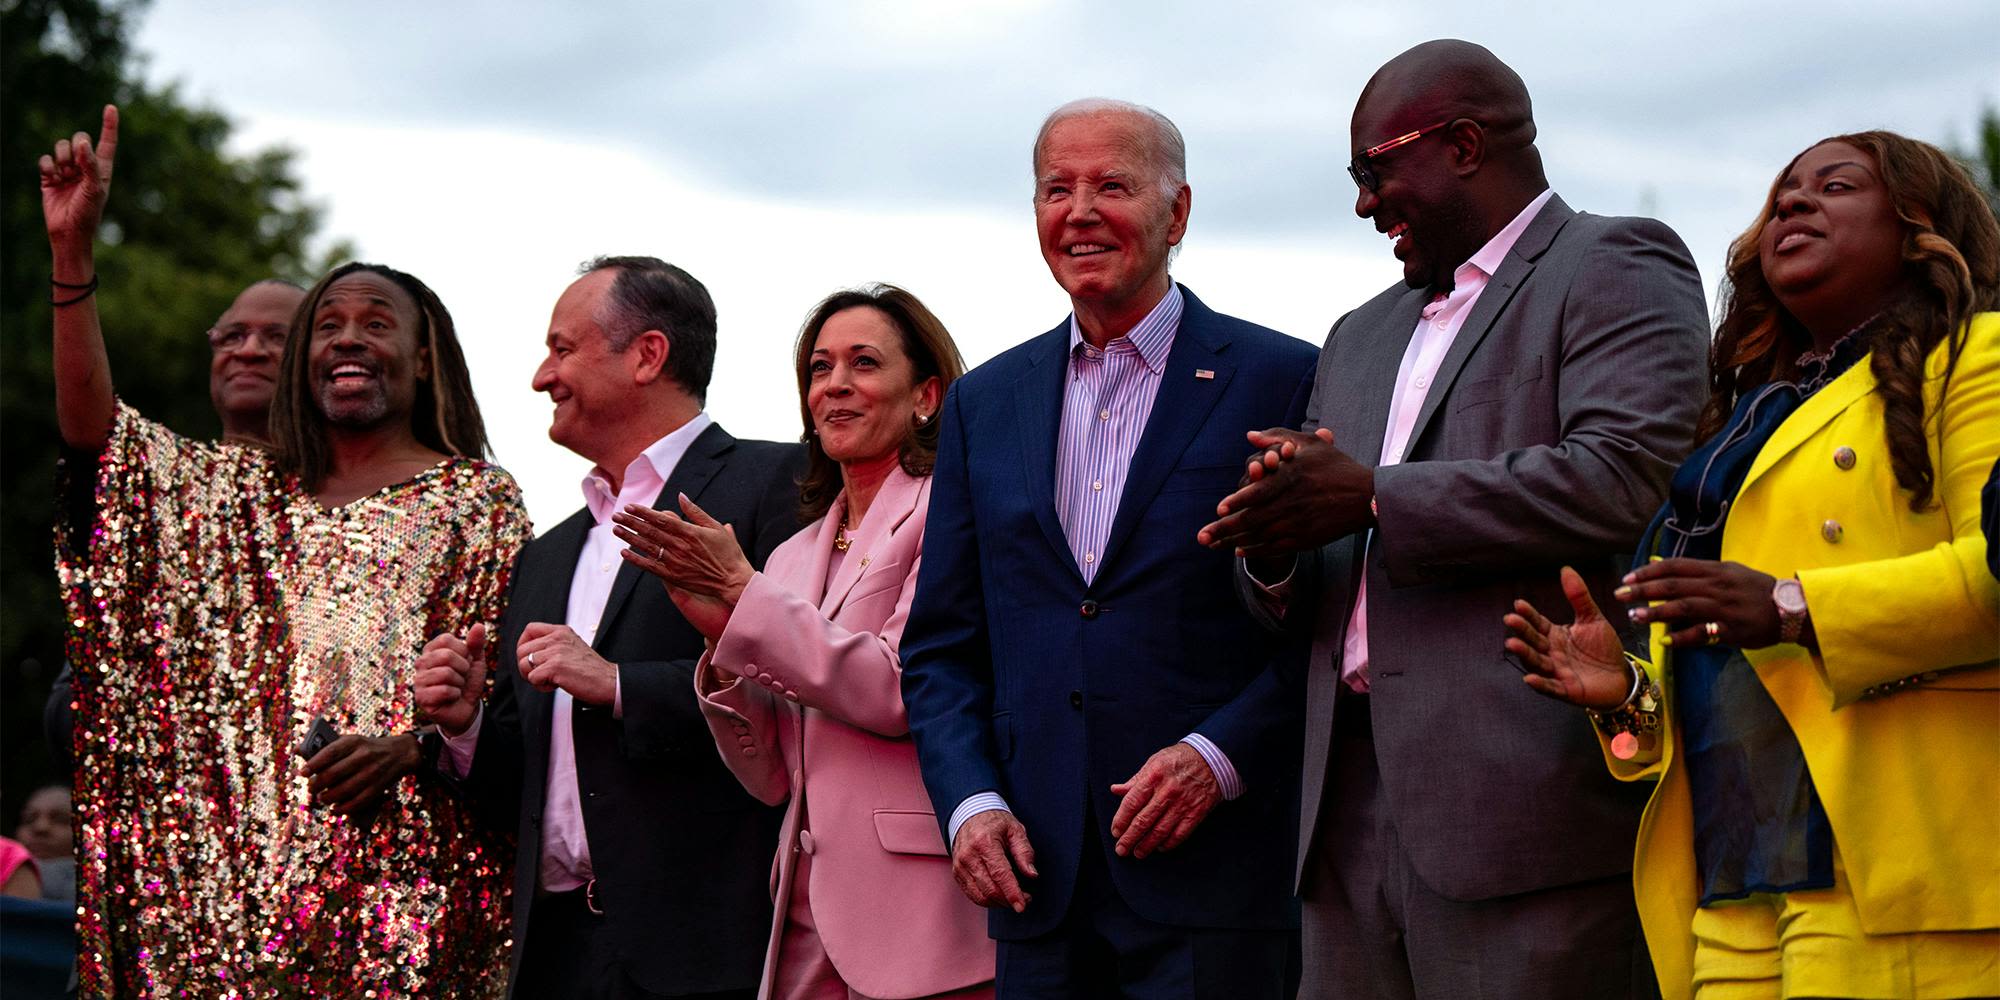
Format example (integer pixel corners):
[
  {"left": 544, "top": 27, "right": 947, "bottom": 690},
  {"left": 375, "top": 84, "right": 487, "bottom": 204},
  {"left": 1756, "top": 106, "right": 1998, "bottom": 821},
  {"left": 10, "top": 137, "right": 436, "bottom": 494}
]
[{"left": 1194, "top": 368, "right": 1215, "bottom": 380}]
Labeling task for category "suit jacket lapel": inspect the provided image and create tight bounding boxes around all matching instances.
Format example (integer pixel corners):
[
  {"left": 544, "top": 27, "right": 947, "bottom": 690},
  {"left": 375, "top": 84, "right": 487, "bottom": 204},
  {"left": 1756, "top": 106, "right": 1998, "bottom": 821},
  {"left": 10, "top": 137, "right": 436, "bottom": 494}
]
[
  {"left": 1401, "top": 196, "right": 1575, "bottom": 458},
  {"left": 1737, "top": 356, "right": 1877, "bottom": 498},
  {"left": 1342, "top": 291, "right": 1427, "bottom": 467},
  {"left": 592, "top": 422, "right": 731, "bottom": 651},
  {"left": 820, "top": 467, "right": 925, "bottom": 619},
  {"left": 1015, "top": 325, "right": 1083, "bottom": 580},
  {"left": 1098, "top": 287, "right": 1234, "bottom": 574},
  {"left": 521, "top": 510, "right": 590, "bottom": 743}
]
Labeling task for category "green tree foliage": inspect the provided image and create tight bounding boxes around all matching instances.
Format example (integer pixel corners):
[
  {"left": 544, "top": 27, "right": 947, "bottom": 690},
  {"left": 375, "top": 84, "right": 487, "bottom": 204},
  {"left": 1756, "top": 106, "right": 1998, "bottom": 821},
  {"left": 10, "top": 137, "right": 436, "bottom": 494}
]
[{"left": 1, "top": 0, "right": 344, "bottom": 820}]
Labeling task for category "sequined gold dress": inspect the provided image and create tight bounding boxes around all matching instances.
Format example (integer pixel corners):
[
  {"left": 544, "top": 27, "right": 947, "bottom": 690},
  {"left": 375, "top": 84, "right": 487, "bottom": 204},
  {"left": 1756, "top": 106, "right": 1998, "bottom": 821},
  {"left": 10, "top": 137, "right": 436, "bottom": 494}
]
[{"left": 57, "top": 404, "right": 530, "bottom": 999}]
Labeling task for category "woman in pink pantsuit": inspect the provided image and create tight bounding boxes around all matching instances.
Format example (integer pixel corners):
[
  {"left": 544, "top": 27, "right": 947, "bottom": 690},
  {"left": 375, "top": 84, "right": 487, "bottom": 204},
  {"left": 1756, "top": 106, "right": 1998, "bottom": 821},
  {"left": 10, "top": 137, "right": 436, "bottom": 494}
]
[{"left": 616, "top": 285, "right": 992, "bottom": 1000}]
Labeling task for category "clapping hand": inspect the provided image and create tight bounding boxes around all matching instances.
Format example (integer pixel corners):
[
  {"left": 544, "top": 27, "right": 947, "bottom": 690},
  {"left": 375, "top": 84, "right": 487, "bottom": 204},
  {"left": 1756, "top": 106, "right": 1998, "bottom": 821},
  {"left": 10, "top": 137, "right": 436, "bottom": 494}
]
[
  {"left": 1503, "top": 567, "right": 1632, "bottom": 710},
  {"left": 612, "top": 493, "right": 752, "bottom": 641},
  {"left": 40, "top": 104, "right": 118, "bottom": 248},
  {"left": 1198, "top": 427, "right": 1374, "bottom": 558}
]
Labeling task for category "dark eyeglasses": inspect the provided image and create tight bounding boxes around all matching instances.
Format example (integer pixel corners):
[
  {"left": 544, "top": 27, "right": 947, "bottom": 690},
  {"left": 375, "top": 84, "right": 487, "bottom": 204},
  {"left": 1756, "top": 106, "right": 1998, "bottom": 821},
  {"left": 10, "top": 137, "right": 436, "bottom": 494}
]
[
  {"left": 1346, "top": 119, "right": 1456, "bottom": 192},
  {"left": 207, "top": 323, "right": 290, "bottom": 354}
]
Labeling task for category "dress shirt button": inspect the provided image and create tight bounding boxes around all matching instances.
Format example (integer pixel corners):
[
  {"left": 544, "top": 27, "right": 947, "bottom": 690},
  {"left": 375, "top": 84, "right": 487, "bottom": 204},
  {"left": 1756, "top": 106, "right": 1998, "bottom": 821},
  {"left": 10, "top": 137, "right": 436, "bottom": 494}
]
[
  {"left": 1098, "top": 409, "right": 1110, "bottom": 421},
  {"left": 799, "top": 830, "right": 816, "bottom": 855},
  {"left": 1414, "top": 375, "right": 1429, "bottom": 389},
  {"left": 1079, "top": 600, "right": 1099, "bottom": 619},
  {"left": 1069, "top": 690, "right": 1083, "bottom": 709},
  {"left": 1821, "top": 519, "right": 1844, "bottom": 544},
  {"left": 1092, "top": 480, "right": 1102, "bottom": 491},
  {"left": 1833, "top": 446, "right": 1856, "bottom": 470},
  {"left": 1084, "top": 552, "right": 1095, "bottom": 564}
]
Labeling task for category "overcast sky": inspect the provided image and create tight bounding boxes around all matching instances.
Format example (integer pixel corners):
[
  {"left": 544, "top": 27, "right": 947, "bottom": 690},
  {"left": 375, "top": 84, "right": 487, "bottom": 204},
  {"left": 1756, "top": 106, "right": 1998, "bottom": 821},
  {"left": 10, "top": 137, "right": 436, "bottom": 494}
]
[{"left": 126, "top": 0, "right": 1998, "bottom": 529}]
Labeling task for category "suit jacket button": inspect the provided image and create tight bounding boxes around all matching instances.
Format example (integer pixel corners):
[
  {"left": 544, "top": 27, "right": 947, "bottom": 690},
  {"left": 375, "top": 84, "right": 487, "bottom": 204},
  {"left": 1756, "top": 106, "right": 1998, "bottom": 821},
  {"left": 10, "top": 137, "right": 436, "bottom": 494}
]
[
  {"left": 1079, "top": 600, "right": 1099, "bottom": 619},
  {"left": 1821, "top": 519, "right": 1843, "bottom": 543},
  {"left": 799, "top": 830, "right": 816, "bottom": 855},
  {"left": 1069, "top": 690, "right": 1083, "bottom": 709},
  {"left": 1833, "top": 446, "right": 1856, "bottom": 470}
]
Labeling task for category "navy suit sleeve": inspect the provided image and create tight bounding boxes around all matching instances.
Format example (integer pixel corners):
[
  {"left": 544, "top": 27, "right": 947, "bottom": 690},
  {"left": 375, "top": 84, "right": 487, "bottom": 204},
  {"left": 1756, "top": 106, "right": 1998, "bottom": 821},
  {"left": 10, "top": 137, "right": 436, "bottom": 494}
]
[
  {"left": 461, "top": 555, "right": 531, "bottom": 834},
  {"left": 900, "top": 384, "right": 1004, "bottom": 839},
  {"left": 617, "top": 445, "right": 807, "bottom": 759},
  {"left": 1194, "top": 349, "right": 1316, "bottom": 788}
]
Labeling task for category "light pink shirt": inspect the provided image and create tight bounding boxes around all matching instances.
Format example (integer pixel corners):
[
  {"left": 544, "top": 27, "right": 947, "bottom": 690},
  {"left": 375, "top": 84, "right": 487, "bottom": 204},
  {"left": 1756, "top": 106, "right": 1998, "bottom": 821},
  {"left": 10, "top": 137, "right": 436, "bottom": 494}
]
[
  {"left": 443, "top": 413, "right": 712, "bottom": 891},
  {"left": 1340, "top": 189, "right": 1552, "bottom": 692}
]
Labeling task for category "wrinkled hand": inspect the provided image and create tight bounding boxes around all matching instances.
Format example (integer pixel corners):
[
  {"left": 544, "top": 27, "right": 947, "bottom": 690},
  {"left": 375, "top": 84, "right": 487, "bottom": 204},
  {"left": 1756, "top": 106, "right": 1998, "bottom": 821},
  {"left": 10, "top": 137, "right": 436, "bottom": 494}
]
[
  {"left": 1618, "top": 558, "right": 1788, "bottom": 651},
  {"left": 951, "top": 809, "right": 1038, "bottom": 912},
  {"left": 1198, "top": 427, "right": 1373, "bottom": 558},
  {"left": 1504, "top": 566, "right": 1632, "bottom": 709},
  {"left": 414, "top": 623, "right": 489, "bottom": 736},
  {"left": 40, "top": 105, "right": 118, "bottom": 247},
  {"left": 518, "top": 623, "right": 618, "bottom": 706},
  {"left": 1109, "top": 742, "right": 1220, "bottom": 859},
  {"left": 304, "top": 734, "right": 418, "bottom": 818}
]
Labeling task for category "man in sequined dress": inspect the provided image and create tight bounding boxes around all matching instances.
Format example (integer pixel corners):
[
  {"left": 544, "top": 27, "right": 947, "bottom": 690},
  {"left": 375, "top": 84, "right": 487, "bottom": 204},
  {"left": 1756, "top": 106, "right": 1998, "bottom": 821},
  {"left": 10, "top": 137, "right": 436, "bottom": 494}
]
[{"left": 43, "top": 105, "right": 528, "bottom": 999}]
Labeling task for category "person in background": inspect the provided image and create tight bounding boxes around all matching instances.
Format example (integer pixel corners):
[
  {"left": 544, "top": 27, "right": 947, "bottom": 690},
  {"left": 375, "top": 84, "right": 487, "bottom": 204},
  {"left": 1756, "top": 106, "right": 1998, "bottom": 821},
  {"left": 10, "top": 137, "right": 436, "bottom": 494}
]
[
  {"left": 616, "top": 284, "right": 993, "bottom": 1000},
  {"left": 13, "top": 784, "right": 75, "bottom": 904},
  {"left": 415, "top": 256, "right": 804, "bottom": 1000},
  {"left": 1506, "top": 131, "right": 2000, "bottom": 1000},
  {"left": 43, "top": 104, "right": 527, "bottom": 998}
]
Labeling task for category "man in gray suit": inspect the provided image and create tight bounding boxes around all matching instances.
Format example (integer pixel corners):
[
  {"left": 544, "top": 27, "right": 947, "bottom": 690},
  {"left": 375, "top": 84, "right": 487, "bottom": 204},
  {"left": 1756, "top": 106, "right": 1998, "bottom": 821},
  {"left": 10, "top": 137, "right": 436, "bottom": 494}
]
[{"left": 1200, "top": 40, "right": 1708, "bottom": 998}]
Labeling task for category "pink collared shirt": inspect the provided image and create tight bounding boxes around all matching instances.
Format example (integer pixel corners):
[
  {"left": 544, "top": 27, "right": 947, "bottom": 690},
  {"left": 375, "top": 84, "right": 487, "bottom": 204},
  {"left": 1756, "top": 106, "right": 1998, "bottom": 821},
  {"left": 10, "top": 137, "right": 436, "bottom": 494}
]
[
  {"left": 1340, "top": 189, "right": 1553, "bottom": 691},
  {"left": 443, "top": 413, "right": 712, "bottom": 891}
]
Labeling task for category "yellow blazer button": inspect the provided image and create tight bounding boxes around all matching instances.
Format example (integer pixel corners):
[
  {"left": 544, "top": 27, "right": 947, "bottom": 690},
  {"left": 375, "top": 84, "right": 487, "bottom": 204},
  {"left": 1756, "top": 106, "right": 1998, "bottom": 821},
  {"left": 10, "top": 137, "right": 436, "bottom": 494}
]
[
  {"left": 1821, "top": 519, "right": 1844, "bottom": 543},
  {"left": 1833, "top": 446, "right": 1856, "bottom": 470}
]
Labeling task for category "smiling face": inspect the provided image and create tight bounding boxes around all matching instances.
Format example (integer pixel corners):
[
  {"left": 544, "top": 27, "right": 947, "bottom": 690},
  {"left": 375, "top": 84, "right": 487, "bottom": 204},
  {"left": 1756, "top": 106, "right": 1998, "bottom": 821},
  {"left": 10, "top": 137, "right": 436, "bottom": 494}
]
[
  {"left": 1034, "top": 113, "right": 1190, "bottom": 327},
  {"left": 1759, "top": 141, "right": 1908, "bottom": 333},
  {"left": 806, "top": 305, "right": 939, "bottom": 467},
  {"left": 1349, "top": 101, "right": 1481, "bottom": 293},
  {"left": 533, "top": 269, "right": 650, "bottom": 464},
  {"left": 307, "top": 272, "right": 429, "bottom": 430},
  {"left": 208, "top": 282, "right": 303, "bottom": 432}
]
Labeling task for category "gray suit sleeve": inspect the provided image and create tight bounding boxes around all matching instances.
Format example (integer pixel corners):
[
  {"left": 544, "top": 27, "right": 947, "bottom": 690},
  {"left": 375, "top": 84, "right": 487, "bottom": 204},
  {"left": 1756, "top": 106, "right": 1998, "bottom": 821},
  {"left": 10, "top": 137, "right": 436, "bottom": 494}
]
[{"left": 1372, "top": 218, "right": 1708, "bottom": 586}]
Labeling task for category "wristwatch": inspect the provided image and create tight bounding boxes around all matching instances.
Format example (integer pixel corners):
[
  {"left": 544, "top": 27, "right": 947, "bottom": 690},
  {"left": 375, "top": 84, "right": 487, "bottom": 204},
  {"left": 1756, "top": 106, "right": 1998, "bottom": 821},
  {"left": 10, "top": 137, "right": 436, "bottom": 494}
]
[{"left": 1772, "top": 577, "right": 1810, "bottom": 645}]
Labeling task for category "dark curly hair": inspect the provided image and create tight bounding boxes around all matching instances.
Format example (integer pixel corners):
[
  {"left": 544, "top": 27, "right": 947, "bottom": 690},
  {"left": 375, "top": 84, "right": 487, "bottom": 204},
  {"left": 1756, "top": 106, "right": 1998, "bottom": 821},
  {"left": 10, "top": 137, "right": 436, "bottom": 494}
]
[
  {"left": 1702, "top": 131, "right": 2000, "bottom": 511},
  {"left": 791, "top": 284, "right": 965, "bottom": 522},
  {"left": 271, "top": 262, "right": 490, "bottom": 489}
]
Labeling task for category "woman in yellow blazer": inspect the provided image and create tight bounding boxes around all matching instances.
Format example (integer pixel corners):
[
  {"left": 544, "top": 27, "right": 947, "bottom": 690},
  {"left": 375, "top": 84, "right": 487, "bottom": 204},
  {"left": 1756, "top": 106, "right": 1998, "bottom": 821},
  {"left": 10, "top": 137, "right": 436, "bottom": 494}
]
[{"left": 1506, "top": 131, "right": 1999, "bottom": 1000}]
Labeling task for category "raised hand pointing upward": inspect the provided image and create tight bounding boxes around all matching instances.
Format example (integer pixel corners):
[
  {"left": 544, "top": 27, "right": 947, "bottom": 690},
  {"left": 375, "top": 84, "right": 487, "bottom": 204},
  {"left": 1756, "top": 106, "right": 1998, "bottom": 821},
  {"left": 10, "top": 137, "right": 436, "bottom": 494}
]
[{"left": 41, "top": 103, "right": 119, "bottom": 247}]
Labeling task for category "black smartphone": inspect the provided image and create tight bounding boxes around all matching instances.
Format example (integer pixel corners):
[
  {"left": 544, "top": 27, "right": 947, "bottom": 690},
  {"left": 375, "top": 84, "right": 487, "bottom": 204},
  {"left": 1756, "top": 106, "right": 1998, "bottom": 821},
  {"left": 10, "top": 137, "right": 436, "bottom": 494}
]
[{"left": 295, "top": 715, "right": 341, "bottom": 761}]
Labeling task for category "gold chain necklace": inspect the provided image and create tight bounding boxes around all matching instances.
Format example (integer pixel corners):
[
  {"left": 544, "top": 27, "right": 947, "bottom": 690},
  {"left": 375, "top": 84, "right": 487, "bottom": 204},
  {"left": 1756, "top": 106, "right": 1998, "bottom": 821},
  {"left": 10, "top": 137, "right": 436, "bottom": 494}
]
[{"left": 832, "top": 508, "right": 854, "bottom": 552}]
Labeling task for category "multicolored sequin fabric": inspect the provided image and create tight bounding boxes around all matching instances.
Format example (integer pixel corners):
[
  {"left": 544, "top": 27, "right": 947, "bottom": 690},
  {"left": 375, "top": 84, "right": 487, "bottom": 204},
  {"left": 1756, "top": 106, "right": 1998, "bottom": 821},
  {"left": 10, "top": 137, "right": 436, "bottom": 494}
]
[{"left": 57, "top": 403, "right": 530, "bottom": 999}]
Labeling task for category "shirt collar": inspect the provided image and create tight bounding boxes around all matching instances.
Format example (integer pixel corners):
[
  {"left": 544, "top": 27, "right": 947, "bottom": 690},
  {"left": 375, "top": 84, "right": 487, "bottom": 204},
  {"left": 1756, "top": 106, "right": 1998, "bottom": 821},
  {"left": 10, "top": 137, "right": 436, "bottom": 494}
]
[
  {"left": 1067, "top": 283, "right": 1183, "bottom": 374},
  {"left": 580, "top": 412, "right": 714, "bottom": 523},
  {"left": 1461, "top": 188, "right": 1554, "bottom": 283}
]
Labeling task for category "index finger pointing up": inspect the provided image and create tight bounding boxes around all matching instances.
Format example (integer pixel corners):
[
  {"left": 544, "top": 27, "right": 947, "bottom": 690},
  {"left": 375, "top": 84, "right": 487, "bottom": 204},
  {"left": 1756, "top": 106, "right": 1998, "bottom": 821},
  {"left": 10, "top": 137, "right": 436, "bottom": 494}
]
[{"left": 96, "top": 104, "right": 120, "bottom": 182}]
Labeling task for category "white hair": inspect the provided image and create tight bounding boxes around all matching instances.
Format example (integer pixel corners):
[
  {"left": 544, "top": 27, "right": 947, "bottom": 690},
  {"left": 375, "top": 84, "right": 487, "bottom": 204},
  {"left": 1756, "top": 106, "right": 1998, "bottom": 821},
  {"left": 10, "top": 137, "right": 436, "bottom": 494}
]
[{"left": 1031, "top": 97, "right": 1188, "bottom": 198}]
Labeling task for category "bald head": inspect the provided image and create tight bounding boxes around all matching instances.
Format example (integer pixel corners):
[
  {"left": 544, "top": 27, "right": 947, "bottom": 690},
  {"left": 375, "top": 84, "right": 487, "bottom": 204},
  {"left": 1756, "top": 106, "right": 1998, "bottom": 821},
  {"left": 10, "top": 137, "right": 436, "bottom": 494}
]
[{"left": 1354, "top": 40, "right": 1536, "bottom": 164}]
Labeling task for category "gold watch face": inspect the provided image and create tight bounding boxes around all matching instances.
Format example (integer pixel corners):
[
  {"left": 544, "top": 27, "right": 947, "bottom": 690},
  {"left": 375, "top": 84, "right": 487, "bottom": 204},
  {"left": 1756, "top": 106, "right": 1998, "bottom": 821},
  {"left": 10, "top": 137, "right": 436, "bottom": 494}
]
[{"left": 1773, "top": 578, "right": 1808, "bottom": 616}]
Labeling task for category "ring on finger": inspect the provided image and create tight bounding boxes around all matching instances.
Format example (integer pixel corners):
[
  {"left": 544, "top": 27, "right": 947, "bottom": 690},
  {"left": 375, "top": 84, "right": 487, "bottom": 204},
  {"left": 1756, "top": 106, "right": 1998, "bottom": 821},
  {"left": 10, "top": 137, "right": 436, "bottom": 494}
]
[
  {"left": 527, "top": 651, "right": 538, "bottom": 667},
  {"left": 1702, "top": 621, "right": 1721, "bottom": 645}
]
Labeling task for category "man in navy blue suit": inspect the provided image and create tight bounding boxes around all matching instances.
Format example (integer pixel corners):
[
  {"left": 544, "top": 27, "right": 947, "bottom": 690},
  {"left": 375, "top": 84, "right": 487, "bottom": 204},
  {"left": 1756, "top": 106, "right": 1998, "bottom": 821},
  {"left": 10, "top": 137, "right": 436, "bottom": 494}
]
[{"left": 900, "top": 98, "right": 1319, "bottom": 998}]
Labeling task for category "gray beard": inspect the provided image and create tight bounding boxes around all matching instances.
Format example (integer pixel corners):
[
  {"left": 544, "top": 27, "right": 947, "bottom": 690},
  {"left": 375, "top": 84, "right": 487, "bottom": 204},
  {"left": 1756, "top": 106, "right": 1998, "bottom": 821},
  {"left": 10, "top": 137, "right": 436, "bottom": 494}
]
[{"left": 317, "top": 384, "right": 392, "bottom": 429}]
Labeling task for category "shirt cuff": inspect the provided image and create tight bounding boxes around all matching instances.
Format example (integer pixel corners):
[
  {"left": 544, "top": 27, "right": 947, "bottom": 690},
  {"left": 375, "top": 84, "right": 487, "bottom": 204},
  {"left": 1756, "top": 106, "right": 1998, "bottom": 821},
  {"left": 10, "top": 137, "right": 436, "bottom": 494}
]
[
  {"left": 1180, "top": 733, "right": 1244, "bottom": 801},
  {"left": 439, "top": 706, "right": 482, "bottom": 779},
  {"left": 612, "top": 668, "right": 623, "bottom": 720},
  {"left": 947, "top": 792, "right": 1012, "bottom": 848}
]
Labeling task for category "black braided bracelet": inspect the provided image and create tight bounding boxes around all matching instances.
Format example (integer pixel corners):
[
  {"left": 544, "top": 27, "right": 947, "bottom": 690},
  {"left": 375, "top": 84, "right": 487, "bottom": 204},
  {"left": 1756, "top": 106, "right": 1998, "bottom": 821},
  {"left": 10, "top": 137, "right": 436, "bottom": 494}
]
[{"left": 51, "top": 273, "right": 98, "bottom": 306}]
